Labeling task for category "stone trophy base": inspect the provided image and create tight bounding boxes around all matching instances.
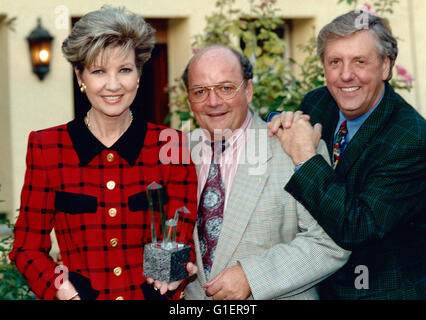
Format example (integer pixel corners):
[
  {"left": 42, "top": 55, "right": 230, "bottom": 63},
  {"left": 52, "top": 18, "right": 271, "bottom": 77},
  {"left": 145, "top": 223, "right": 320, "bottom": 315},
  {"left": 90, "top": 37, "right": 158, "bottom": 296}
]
[{"left": 143, "top": 243, "right": 191, "bottom": 282}]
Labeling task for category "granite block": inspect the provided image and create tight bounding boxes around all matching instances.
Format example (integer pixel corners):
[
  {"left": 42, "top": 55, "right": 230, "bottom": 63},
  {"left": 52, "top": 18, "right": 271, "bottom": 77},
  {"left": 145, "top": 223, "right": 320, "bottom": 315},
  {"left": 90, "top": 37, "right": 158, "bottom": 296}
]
[{"left": 143, "top": 243, "right": 191, "bottom": 282}]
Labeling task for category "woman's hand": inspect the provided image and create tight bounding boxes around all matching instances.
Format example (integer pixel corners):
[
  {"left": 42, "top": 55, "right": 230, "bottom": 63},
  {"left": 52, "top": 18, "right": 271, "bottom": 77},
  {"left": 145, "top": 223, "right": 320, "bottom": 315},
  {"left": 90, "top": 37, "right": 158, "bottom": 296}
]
[{"left": 55, "top": 279, "right": 81, "bottom": 300}]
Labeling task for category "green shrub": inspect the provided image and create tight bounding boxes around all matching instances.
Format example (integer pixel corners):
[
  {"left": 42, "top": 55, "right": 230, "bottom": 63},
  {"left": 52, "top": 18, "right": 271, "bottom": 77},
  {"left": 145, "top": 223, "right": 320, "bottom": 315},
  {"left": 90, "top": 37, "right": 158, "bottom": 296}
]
[
  {"left": 0, "top": 218, "right": 36, "bottom": 300},
  {"left": 0, "top": 183, "right": 35, "bottom": 300}
]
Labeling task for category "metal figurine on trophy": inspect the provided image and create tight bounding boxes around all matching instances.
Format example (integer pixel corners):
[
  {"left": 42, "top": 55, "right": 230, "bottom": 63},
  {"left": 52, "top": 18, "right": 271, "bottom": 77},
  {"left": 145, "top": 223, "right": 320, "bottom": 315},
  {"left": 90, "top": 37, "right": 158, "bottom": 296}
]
[{"left": 143, "top": 182, "right": 191, "bottom": 282}]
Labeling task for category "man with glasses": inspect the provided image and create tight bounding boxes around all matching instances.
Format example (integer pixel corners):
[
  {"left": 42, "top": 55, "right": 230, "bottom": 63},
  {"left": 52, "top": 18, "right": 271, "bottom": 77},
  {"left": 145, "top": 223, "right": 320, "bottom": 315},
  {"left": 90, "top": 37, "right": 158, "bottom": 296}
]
[{"left": 181, "top": 45, "right": 350, "bottom": 300}]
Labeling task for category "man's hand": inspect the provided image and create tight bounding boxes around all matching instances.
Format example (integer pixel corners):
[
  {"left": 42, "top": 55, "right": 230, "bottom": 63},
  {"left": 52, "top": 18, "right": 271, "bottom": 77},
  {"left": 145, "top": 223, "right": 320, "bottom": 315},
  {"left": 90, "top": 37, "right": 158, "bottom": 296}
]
[
  {"left": 276, "top": 112, "right": 322, "bottom": 166},
  {"left": 204, "top": 264, "right": 251, "bottom": 300},
  {"left": 147, "top": 262, "right": 198, "bottom": 295},
  {"left": 267, "top": 111, "right": 310, "bottom": 137}
]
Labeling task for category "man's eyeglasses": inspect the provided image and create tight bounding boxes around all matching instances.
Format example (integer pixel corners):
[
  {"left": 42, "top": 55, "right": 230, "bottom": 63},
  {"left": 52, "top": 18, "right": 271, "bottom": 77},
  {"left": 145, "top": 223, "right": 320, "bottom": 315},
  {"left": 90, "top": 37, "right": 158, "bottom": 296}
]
[{"left": 187, "top": 80, "right": 245, "bottom": 103}]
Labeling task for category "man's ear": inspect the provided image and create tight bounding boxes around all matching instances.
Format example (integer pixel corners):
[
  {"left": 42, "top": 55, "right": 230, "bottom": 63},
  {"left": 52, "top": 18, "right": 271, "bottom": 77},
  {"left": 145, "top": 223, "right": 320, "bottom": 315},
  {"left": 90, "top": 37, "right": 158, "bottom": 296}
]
[
  {"left": 382, "top": 57, "right": 391, "bottom": 81},
  {"left": 245, "top": 79, "right": 254, "bottom": 105},
  {"left": 187, "top": 101, "right": 194, "bottom": 114}
]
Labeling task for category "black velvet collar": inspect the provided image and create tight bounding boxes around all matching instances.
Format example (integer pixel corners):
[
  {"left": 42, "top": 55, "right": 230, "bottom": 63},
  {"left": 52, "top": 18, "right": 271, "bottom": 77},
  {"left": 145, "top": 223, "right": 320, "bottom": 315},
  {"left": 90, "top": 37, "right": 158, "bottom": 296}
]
[{"left": 67, "top": 111, "right": 147, "bottom": 166}]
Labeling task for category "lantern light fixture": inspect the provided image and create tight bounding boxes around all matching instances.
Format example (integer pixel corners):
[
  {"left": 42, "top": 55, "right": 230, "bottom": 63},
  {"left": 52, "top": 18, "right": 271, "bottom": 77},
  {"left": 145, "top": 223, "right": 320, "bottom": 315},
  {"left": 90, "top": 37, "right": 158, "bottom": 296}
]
[{"left": 27, "top": 18, "right": 54, "bottom": 81}]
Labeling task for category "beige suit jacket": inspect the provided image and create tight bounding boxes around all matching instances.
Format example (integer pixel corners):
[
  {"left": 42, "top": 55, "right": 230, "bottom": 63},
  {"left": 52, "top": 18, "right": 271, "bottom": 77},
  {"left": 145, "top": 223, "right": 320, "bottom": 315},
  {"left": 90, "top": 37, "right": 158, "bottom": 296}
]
[{"left": 185, "top": 111, "right": 350, "bottom": 300}]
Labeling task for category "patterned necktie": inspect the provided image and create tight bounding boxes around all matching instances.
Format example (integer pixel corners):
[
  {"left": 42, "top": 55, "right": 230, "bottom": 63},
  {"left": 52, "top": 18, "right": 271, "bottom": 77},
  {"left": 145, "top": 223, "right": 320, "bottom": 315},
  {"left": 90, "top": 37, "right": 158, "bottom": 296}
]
[
  {"left": 197, "top": 141, "right": 226, "bottom": 278},
  {"left": 333, "top": 120, "right": 348, "bottom": 167}
]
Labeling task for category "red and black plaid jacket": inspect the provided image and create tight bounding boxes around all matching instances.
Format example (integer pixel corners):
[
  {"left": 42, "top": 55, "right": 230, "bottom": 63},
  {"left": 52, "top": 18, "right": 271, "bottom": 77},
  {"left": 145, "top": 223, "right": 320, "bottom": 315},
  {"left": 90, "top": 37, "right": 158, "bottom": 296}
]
[{"left": 9, "top": 114, "right": 198, "bottom": 300}]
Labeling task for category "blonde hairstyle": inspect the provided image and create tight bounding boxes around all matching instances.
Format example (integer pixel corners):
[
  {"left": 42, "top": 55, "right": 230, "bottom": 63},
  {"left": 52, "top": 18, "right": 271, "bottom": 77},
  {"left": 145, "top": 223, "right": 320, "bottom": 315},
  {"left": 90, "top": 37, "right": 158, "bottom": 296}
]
[{"left": 62, "top": 5, "right": 155, "bottom": 72}]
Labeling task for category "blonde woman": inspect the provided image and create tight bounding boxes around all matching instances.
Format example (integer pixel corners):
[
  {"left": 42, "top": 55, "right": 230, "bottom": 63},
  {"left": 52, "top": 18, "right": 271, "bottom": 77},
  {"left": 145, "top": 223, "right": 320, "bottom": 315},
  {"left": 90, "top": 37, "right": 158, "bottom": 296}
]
[{"left": 10, "top": 6, "right": 198, "bottom": 300}]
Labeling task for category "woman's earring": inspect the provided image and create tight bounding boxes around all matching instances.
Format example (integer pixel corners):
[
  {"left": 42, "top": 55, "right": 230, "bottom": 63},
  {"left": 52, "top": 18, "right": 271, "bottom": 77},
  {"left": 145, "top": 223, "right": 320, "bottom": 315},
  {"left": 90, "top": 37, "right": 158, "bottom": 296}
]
[
  {"left": 80, "top": 83, "right": 87, "bottom": 93},
  {"left": 137, "top": 80, "right": 140, "bottom": 89}
]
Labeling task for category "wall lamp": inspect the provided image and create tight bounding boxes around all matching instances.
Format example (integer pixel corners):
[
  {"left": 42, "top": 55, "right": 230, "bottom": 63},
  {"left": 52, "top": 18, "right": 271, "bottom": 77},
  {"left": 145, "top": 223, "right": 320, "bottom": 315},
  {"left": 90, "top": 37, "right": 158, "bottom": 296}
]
[{"left": 27, "top": 18, "right": 54, "bottom": 80}]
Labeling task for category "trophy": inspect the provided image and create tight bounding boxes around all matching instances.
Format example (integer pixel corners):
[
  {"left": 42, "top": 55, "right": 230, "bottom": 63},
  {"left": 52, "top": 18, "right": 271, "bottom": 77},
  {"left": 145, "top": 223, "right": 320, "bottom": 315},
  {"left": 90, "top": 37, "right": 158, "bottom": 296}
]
[{"left": 143, "top": 182, "right": 191, "bottom": 282}]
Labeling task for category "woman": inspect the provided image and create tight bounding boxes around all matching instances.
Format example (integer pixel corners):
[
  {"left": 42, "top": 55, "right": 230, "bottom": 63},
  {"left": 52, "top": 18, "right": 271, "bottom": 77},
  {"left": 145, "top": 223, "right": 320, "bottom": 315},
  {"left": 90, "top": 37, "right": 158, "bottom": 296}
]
[{"left": 9, "top": 6, "right": 198, "bottom": 300}]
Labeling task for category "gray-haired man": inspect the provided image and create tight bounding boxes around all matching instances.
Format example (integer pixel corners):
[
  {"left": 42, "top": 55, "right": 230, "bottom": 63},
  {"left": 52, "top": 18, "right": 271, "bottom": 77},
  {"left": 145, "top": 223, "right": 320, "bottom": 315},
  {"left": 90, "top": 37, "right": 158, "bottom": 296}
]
[{"left": 269, "top": 11, "right": 426, "bottom": 299}]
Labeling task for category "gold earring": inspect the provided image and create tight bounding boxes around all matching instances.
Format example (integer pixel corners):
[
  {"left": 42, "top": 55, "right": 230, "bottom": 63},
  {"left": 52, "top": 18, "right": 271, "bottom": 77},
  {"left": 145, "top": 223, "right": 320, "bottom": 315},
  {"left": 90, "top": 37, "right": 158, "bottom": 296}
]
[
  {"left": 137, "top": 79, "right": 140, "bottom": 89},
  {"left": 80, "top": 83, "right": 86, "bottom": 93}
]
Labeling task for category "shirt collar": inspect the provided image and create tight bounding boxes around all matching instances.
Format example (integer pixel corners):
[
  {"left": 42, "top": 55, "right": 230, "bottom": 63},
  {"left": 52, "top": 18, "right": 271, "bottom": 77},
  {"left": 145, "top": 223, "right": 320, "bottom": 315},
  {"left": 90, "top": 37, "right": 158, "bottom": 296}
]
[
  {"left": 200, "top": 108, "right": 253, "bottom": 146},
  {"left": 67, "top": 111, "right": 147, "bottom": 166},
  {"left": 197, "top": 109, "right": 253, "bottom": 164}
]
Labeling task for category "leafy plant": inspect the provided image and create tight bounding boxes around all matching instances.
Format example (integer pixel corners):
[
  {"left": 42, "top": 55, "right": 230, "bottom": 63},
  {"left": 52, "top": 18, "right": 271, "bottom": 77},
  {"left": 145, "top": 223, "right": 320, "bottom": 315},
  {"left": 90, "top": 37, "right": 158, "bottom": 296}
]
[
  {"left": 167, "top": 0, "right": 304, "bottom": 128},
  {"left": 296, "top": 35, "right": 325, "bottom": 99},
  {"left": 0, "top": 185, "right": 35, "bottom": 300},
  {"left": 0, "top": 218, "right": 35, "bottom": 300}
]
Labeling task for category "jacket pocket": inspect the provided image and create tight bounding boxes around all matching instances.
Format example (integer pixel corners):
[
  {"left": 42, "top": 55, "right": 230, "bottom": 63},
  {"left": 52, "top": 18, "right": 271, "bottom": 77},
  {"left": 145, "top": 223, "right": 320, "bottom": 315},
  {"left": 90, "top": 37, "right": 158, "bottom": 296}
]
[
  {"left": 55, "top": 191, "right": 97, "bottom": 214},
  {"left": 68, "top": 271, "right": 100, "bottom": 300},
  {"left": 128, "top": 188, "right": 169, "bottom": 212}
]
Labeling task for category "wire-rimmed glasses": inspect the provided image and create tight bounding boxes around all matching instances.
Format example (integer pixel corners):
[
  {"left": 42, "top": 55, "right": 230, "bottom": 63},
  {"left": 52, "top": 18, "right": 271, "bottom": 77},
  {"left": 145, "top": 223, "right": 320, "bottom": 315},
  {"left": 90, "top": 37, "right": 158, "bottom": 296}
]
[{"left": 187, "top": 80, "right": 245, "bottom": 103}]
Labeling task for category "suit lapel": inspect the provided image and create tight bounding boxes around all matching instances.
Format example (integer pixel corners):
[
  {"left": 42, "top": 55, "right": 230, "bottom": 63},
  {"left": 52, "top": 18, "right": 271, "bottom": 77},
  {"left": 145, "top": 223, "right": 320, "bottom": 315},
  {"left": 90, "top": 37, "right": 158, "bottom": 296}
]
[
  {"left": 306, "top": 91, "right": 340, "bottom": 163},
  {"left": 192, "top": 222, "right": 208, "bottom": 284},
  {"left": 188, "top": 129, "right": 207, "bottom": 284},
  {"left": 209, "top": 114, "right": 272, "bottom": 279},
  {"left": 336, "top": 83, "right": 395, "bottom": 176}
]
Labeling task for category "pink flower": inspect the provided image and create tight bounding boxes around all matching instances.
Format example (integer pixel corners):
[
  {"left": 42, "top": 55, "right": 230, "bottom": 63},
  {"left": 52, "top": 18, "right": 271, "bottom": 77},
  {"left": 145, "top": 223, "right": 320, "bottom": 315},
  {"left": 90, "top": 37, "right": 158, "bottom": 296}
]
[
  {"left": 192, "top": 47, "right": 200, "bottom": 54},
  {"left": 395, "top": 64, "right": 407, "bottom": 76},
  {"left": 402, "top": 73, "right": 414, "bottom": 85},
  {"left": 361, "top": 3, "right": 378, "bottom": 16},
  {"left": 396, "top": 65, "right": 414, "bottom": 85}
]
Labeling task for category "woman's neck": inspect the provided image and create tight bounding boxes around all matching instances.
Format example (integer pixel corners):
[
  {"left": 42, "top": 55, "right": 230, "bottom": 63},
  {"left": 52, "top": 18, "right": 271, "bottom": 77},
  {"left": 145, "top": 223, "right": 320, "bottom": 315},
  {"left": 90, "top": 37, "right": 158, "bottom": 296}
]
[{"left": 85, "top": 108, "right": 133, "bottom": 148}]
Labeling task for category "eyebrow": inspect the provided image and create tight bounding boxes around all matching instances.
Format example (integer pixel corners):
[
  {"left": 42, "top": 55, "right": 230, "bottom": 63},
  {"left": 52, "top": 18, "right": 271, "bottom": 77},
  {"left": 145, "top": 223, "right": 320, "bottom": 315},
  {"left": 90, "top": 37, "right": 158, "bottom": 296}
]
[
  {"left": 119, "top": 62, "right": 136, "bottom": 67},
  {"left": 88, "top": 62, "right": 135, "bottom": 70},
  {"left": 326, "top": 55, "right": 369, "bottom": 60},
  {"left": 190, "top": 81, "right": 236, "bottom": 88}
]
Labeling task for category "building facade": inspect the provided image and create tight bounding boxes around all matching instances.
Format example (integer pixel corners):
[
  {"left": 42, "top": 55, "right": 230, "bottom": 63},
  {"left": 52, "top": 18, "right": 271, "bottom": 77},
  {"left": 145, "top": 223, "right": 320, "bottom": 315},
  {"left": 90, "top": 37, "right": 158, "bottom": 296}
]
[{"left": 0, "top": 0, "right": 425, "bottom": 219}]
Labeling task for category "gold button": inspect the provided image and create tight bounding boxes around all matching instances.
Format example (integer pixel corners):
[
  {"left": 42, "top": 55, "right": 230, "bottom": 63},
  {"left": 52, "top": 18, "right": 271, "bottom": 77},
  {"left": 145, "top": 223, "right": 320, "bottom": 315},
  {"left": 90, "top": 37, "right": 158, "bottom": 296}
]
[
  {"left": 106, "top": 153, "right": 114, "bottom": 162},
  {"left": 116, "top": 296, "right": 124, "bottom": 300},
  {"left": 108, "top": 208, "right": 117, "bottom": 217},
  {"left": 113, "top": 267, "right": 122, "bottom": 276},
  {"left": 106, "top": 180, "right": 116, "bottom": 190},
  {"left": 110, "top": 238, "right": 118, "bottom": 247}
]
